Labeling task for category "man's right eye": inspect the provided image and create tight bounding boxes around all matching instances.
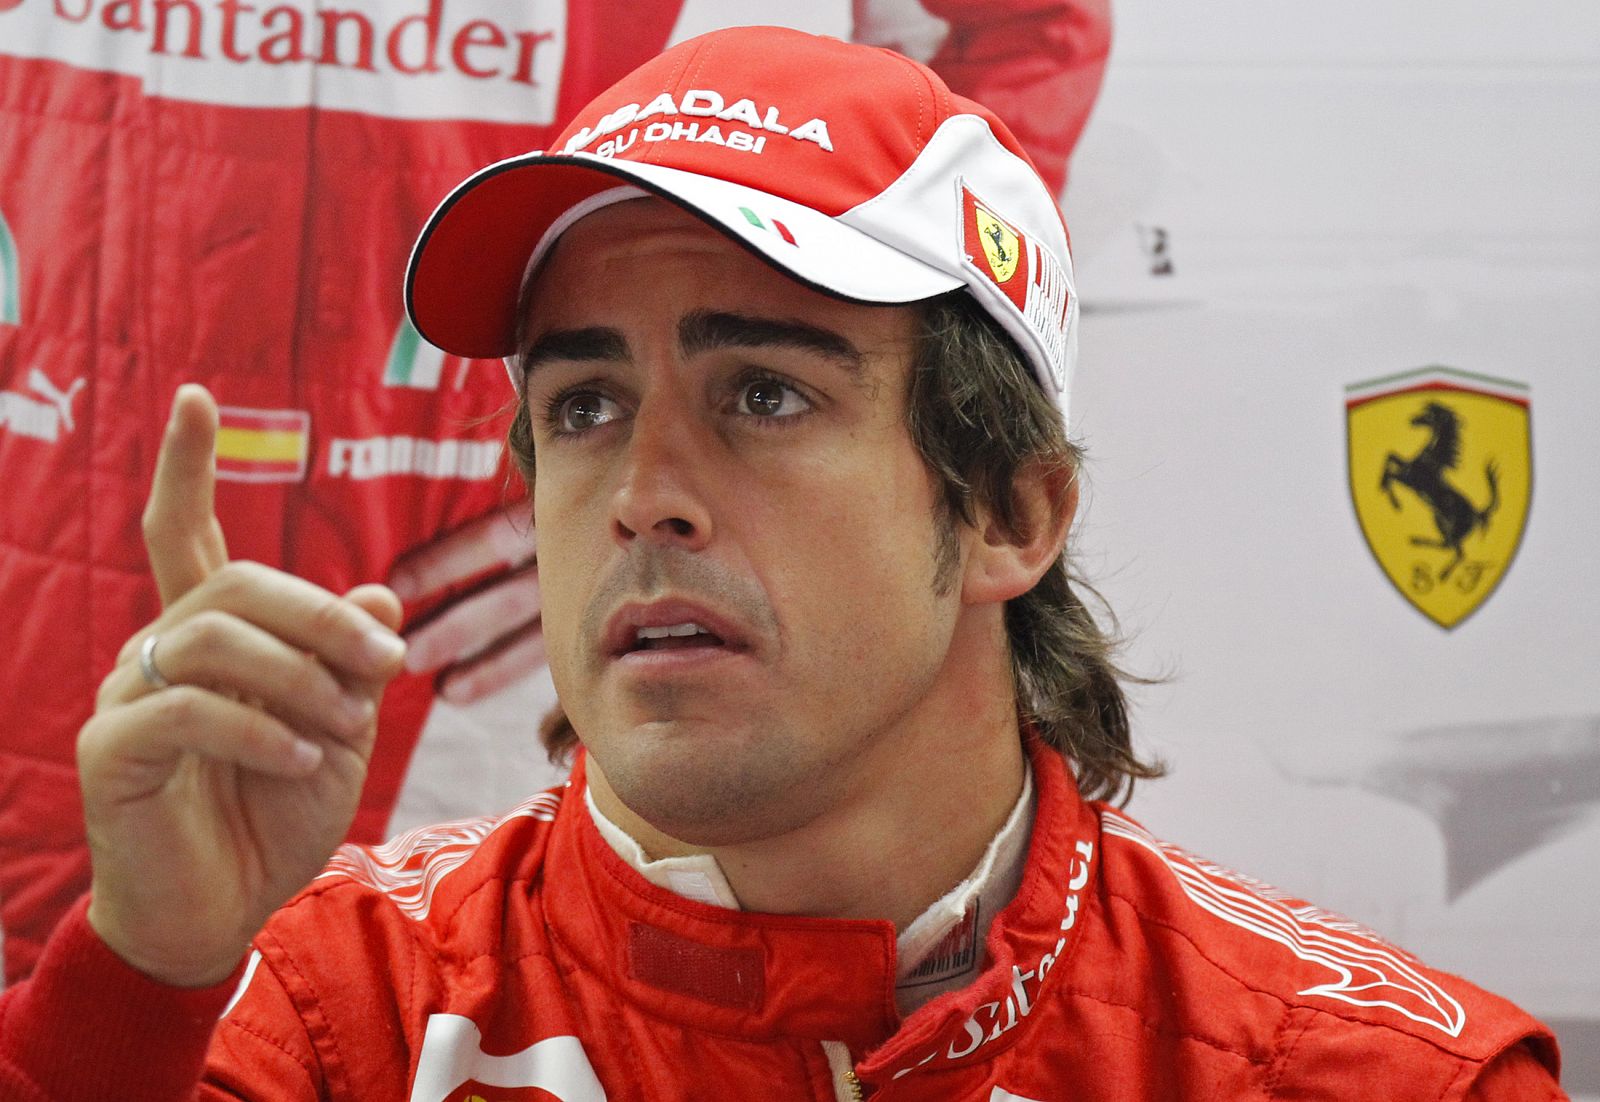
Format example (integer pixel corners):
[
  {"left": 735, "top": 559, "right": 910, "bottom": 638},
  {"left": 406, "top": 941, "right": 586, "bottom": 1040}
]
[{"left": 551, "top": 391, "right": 621, "bottom": 433}]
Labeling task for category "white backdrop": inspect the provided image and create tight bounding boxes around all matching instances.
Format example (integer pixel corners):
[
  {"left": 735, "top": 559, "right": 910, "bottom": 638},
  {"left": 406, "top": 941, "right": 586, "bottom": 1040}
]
[{"left": 1063, "top": 2, "right": 1600, "bottom": 1090}]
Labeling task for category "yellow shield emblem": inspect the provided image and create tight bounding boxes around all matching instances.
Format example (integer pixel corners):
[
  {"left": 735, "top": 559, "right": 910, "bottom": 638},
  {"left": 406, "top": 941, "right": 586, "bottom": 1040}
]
[
  {"left": 1346, "top": 367, "right": 1531, "bottom": 629},
  {"left": 975, "top": 207, "right": 1020, "bottom": 284}
]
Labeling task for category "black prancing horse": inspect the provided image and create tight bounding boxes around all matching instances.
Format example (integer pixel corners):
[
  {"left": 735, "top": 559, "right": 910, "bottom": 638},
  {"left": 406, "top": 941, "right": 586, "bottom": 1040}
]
[
  {"left": 985, "top": 222, "right": 1012, "bottom": 266},
  {"left": 1379, "top": 400, "right": 1500, "bottom": 582}
]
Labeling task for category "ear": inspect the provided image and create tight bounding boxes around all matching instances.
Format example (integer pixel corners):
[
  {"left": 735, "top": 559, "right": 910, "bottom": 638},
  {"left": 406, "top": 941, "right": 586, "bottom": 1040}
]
[{"left": 961, "top": 460, "right": 1079, "bottom": 605}]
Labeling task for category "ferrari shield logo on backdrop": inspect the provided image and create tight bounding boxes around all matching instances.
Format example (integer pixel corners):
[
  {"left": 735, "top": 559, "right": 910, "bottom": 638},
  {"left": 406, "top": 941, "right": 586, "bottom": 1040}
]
[
  {"left": 0, "top": 206, "right": 19, "bottom": 326},
  {"left": 1346, "top": 367, "right": 1531, "bottom": 629}
]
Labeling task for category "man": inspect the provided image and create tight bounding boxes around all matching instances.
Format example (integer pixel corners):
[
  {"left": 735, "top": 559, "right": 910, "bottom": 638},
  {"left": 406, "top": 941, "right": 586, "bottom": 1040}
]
[
  {"left": 0, "top": 0, "right": 1110, "bottom": 986},
  {"left": 0, "top": 27, "right": 1565, "bottom": 1100}
]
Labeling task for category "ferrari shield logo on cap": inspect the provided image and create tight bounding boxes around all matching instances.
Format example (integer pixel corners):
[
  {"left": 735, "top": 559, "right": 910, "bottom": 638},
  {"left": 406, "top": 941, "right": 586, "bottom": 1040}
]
[
  {"left": 961, "top": 185, "right": 1027, "bottom": 311},
  {"left": 1346, "top": 367, "right": 1532, "bottom": 629},
  {"left": 955, "top": 181, "right": 1072, "bottom": 394},
  {"left": 975, "top": 207, "right": 1019, "bottom": 284}
]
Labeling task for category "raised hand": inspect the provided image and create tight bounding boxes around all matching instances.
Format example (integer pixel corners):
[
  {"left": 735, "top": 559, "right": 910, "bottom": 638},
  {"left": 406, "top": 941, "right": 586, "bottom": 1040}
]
[{"left": 77, "top": 385, "right": 408, "bottom": 987}]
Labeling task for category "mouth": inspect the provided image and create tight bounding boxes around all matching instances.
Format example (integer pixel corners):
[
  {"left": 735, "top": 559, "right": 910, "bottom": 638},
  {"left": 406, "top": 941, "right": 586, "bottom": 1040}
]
[
  {"left": 625, "top": 621, "right": 728, "bottom": 654},
  {"left": 601, "top": 599, "right": 752, "bottom": 665}
]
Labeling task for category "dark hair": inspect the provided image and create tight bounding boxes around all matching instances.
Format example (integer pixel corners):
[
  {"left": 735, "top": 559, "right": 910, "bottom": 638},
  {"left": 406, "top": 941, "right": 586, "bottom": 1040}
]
[
  {"left": 505, "top": 289, "right": 1162, "bottom": 804},
  {"left": 903, "top": 292, "right": 1162, "bottom": 803}
]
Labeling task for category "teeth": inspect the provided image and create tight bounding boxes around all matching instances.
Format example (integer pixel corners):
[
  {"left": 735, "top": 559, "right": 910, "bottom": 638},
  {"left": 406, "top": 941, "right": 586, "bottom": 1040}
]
[{"left": 636, "top": 622, "right": 708, "bottom": 641}]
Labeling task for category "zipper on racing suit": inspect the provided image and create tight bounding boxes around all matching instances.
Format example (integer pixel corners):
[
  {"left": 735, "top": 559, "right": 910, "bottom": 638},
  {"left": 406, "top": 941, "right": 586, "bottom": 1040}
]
[{"left": 821, "top": 1040, "right": 865, "bottom": 1101}]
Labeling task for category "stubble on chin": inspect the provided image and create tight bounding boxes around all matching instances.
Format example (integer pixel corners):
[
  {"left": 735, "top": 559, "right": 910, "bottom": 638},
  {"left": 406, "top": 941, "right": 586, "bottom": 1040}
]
[{"left": 598, "top": 717, "right": 829, "bottom": 847}]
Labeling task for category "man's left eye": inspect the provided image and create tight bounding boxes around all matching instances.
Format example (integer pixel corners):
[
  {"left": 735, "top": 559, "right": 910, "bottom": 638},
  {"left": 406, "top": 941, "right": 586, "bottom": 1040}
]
[{"left": 738, "top": 379, "right": 809, "bottom": 418}]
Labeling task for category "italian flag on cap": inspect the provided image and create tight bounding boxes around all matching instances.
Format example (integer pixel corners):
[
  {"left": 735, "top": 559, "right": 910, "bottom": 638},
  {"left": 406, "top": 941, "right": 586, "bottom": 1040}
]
[{"left": 739, "top": 206, "right": 796, "bottom": 246}]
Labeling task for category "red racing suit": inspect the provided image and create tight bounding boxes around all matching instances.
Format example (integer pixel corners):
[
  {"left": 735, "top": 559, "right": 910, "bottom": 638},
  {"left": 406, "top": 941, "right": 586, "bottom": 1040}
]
[
  {"left": 0, "top": 0, "right": 1110, "bottom": 985},
  {"left": 0, "top": 742, "right": 1564, "bottom": 1100}
]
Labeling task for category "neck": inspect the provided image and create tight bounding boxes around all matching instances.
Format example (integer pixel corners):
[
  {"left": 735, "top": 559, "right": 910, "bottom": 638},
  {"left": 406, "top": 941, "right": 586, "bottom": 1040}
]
[{"left": 586, "top": 608, "right": 1026, "bottom": 931}]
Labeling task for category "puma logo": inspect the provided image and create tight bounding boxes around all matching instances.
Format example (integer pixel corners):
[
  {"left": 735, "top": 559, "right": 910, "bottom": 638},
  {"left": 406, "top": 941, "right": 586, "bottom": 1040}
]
[
  {"left": 28, "top": 369, "right": 85, "bottom": 431},
  {"left": 0, "top": 370, "right": 85, "bottom": 443}
]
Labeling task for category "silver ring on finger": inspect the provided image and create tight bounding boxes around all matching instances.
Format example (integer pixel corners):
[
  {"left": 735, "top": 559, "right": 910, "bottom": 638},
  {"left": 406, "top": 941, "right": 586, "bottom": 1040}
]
[{"left": 138, "top": 633, "right": 173, "bottom": 690}]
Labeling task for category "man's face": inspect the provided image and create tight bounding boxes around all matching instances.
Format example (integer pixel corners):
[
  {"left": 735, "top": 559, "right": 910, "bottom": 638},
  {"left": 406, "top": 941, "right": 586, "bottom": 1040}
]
[{"left": 522, "top": 198, "right": 970, "bottom": 846}]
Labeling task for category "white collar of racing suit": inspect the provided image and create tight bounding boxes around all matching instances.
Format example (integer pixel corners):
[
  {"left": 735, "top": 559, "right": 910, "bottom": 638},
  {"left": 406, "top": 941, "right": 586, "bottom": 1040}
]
[{"left": 585, "top": 761, "right": 1036, "bottom": 1016}]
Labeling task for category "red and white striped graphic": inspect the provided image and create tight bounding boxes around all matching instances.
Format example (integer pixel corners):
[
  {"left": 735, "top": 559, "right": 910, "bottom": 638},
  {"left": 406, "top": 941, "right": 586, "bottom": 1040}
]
[
  {"left": 320, "top": 789, "right": 562, "bottom": 921},
  {"left": 1101, "top": 810, "right": 1468, "bottom": 1037}
]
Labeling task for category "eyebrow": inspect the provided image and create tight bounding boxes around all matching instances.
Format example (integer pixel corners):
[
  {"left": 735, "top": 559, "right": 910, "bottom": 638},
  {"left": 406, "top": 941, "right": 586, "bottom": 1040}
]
[
  {"left": 678, "top": 310, "right": 864, "bottom": 375},
  {"left": 519, "top": 327, "right": 630, "bottom": 376},
  {"left": 518, "top": 310, "right": 866, "bottom": 382}
]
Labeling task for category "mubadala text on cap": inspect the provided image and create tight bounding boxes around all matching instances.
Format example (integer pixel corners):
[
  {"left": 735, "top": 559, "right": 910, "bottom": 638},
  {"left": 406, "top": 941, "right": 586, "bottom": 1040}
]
[{"left": 564, "top": 89, "right": 834, "bottom": 156}]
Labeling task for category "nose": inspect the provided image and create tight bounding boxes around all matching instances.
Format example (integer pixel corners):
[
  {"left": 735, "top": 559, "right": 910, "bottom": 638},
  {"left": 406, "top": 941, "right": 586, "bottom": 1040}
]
[{"left": 610, "top": 399, "right": 714, "bottom": 552}]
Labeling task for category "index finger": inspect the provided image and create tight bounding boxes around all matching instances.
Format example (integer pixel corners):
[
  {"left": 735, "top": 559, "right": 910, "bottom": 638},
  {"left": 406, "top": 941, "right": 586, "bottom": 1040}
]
[
  {"left": 142, "top": 384, "right": 229, "bottom": 606},
  {"left": 134, "top": 561, "right": 407, "bottom": 683}
]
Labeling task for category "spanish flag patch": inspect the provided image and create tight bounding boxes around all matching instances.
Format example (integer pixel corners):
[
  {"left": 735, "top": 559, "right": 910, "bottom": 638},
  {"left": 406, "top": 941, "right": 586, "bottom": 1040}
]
[{"left": 215, "top": 406, "right": 310, "bottom": 483}]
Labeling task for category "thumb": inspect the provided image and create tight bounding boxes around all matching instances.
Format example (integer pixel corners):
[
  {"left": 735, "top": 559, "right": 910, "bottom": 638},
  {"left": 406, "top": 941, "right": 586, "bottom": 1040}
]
[{"left": 344, "top": 583, "right": 405, "bottom": 636}]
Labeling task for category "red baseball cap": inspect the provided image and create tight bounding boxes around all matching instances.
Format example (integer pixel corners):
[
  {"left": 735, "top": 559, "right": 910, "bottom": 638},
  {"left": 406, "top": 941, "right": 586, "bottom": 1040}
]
[{"left": 405, "top": 25, "right": 1077, "bottom": 412}]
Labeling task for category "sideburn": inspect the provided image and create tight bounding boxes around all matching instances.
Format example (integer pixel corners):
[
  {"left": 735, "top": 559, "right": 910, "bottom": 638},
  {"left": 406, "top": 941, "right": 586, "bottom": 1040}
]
[{"left": 930, "top": 501, "right": 962, "bottom": 597}]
